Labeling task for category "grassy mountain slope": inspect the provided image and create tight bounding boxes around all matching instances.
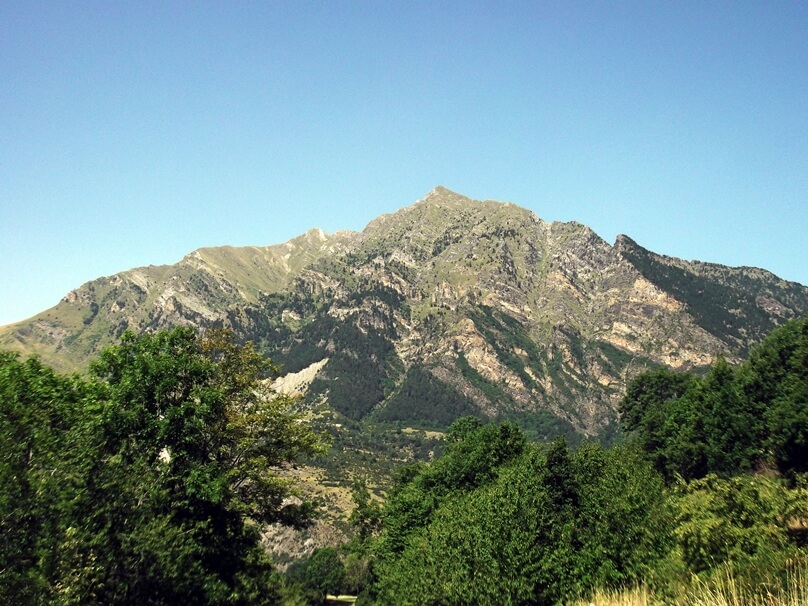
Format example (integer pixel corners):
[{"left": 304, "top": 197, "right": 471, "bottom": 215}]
[{"left": 0, "top": 229, "right": 355, "bottom": 371}]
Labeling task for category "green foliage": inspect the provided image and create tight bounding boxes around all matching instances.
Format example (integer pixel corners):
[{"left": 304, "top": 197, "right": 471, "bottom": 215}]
[
  {"left": 371, "top": 437, "right": 670, "bottom": 605},
  {"left": 286, "top": 547, "right": 346, "bottom": 605},
  {"left": 620, "top": 314, "right": 808, "bottom": 481},
  {"left": 612, "top": 316, "right": 808, "bottom": 595},
  {"left": 0, "top": 353, "right": 96, "bottom": 604},
  {"left": 307, "top": 548, "right": 346, "bottom": 598},
  {"left": 499, "top": 409, "right": 582, "bottom": 445},
  {"left": 739, "top": 314, "right": 808, "bottom": 474},
  {"left": 0, "top": 327, "right": 324, "bottom": 605},
  {"left": 341, "top": 551, "right": 373, "bottom": 598},
  {"left": 619, "top": 367, "right": 706, "bottom": 481},
  {"left": 349, "top": 478, "right": 383, "bottom": 543},
  {"left": 699, "top": 357, "right": 766, "bottom": 474},
  {"left": 375, "top": 418, "right": 526, "bottom": 557},
  {"left": 374, "top": 365, "right": 478, "bottom": 428},
  {"left": 91, "top": 328, "right": 324, "bottom": 528},
  {"left": 620, "top": 367, "right": 694, "bottom": 434},
  {"left": 671, "top": 474, "right": 796, "bottom": 574}
]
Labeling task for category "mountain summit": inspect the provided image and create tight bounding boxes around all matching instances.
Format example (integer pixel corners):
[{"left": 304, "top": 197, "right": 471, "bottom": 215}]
[{"left": 3, "top": 188, "right": 806, "bottom": 435}]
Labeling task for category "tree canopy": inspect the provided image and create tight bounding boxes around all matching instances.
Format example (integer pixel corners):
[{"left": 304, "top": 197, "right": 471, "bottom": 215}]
[
  {"left": 0, "top": 327, "right": 325, "bottom": 605},
  {"left": 368, "top": 421, "right": 669, "bottom": 605},
  {"left": 619, "top": 314, "right": 808, "bottom": 481}
]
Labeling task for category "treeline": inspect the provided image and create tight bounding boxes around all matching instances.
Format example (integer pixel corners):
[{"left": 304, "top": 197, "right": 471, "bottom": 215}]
[
  {"left": 0, "top": 328, "right": 324, "bottom": 605},
  {"left": 620, "top": 312, "right": 808, "bottom": 480},
  {"left": 285, "top": 314, "right": 808, "bottom": 605}
]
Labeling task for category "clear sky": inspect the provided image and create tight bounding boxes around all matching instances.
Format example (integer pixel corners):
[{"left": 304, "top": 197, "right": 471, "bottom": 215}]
[{"left": 2, "top": 1, "right": 807, "bottom": 326}]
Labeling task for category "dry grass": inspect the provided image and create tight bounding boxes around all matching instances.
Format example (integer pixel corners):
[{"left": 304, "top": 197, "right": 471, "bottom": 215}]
[
  {"left": 573, "top": 561, "right": 808, "bottom": 606},
  {"left": 682, "top": 563, "right": 808, "bottom": 606},
  {"left": 571, "top": 584, "right": 654, "bottom": 605}
]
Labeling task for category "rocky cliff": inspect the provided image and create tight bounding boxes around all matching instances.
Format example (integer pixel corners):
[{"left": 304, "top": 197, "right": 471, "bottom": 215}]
[{"left": 3, "top": 187, "right": 806, "bottom": 436}]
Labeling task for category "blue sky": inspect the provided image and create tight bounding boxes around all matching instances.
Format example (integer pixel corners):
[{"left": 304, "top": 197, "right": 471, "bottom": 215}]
[{"left": 2, "top": 1, "right": 807, "bottom": 326}]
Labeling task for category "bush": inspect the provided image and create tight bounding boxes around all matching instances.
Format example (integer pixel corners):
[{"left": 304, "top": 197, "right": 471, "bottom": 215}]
[
  {"left": 371, "top": 436, "right": 670, "bottom": 605},
  {"left": 671, "top": 474, "right": 794, "bottom": 573}
]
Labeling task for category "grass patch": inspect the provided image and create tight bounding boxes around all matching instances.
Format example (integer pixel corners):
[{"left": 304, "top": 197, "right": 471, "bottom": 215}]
[{"left": 573, "top": 560, "right": 808, "bottom": 606}]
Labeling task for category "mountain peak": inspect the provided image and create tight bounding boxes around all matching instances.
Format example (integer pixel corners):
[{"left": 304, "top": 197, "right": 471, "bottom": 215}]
[
  {"left": 2, "top": 188, "right": 807, "bottom": 436},
  {"left": 418, "top": 186, "right": 474, "bottom": 207},
  {"left": 614, "top": 234, "right": 639, "bottom": 251},
  {"left": 423, "top": 185, "right": 453, "bottom": 197}
]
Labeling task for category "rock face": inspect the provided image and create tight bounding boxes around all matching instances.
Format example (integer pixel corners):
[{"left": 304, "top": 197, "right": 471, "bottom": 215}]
[{"left": 3, "top": 187, "right": 807, "bottom": 436}]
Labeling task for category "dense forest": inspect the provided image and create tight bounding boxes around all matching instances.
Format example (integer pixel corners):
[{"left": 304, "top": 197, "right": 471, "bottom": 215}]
[{"left": 2, "top": 315, "right": 808, "bottom": 604}]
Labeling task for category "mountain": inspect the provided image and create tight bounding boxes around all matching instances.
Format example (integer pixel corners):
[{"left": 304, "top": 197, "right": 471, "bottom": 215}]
[
  {"left": 0, "top": 228, "right": 354, "bottom": 370},
  {"left": 3, "top": 187, "right": 807, "bottom": 437}
]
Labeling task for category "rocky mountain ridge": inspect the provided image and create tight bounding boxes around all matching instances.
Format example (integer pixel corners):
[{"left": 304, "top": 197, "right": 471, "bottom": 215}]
[{"left": 3, "top": 187, "right": 806, "bottom": 436}]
